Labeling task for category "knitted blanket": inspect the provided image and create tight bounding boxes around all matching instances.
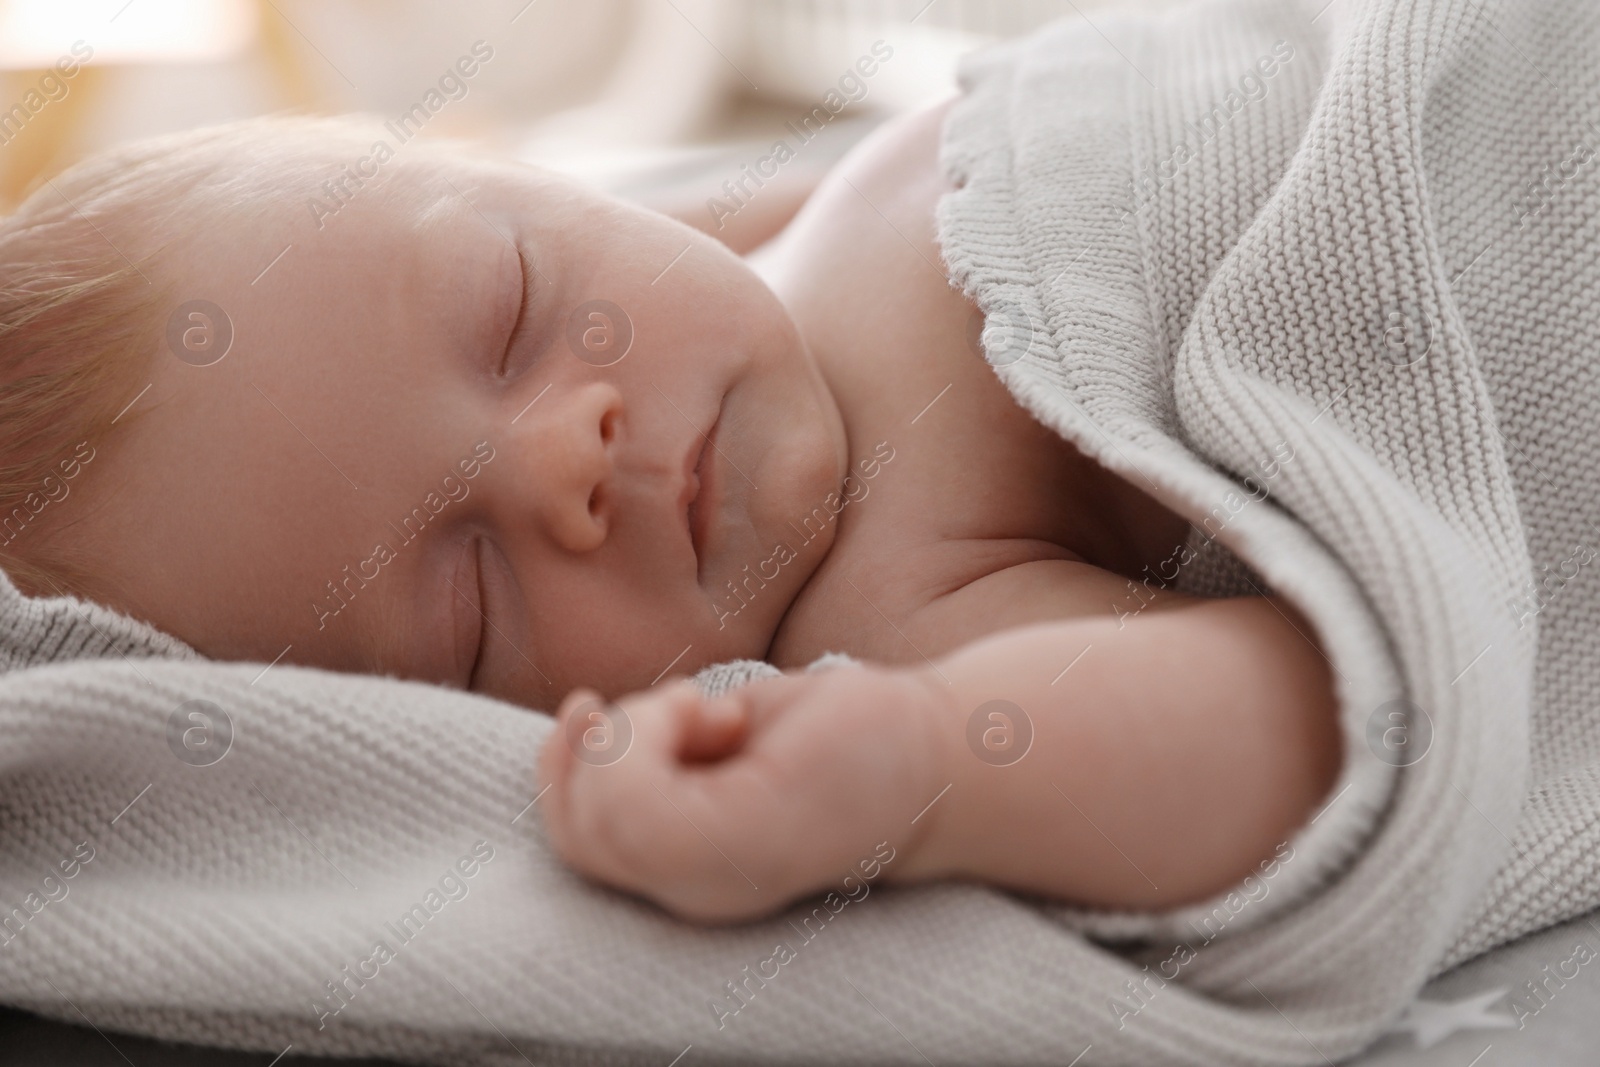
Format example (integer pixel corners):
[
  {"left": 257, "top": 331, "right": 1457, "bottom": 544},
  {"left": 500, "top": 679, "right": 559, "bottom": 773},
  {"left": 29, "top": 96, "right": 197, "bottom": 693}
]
[{"left": 3, "top": 0, "right": 1596, "bottom": 1062}]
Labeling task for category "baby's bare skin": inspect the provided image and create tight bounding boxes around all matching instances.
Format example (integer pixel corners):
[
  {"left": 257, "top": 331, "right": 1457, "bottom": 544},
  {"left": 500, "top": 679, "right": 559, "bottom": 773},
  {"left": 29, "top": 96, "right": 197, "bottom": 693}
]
[
  {"left": 17, "top": 107, "right": 1343, "bottom": 924},
  {"left": 542, "top": 99, "right": 1345, "bottom": 923},
  {"left": 752, "top": 96, "right": 1195, "bottom": 671}
]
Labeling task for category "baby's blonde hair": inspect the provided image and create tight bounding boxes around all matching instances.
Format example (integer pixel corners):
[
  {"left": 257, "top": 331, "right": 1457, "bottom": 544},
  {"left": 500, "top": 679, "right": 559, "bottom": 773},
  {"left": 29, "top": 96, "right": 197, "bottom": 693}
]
[
  {"left": 0, "top": 167, "right": 167, "bottom": 599},
  {"left": 0, "top": 115, "right": 400, "bottom": 601}
]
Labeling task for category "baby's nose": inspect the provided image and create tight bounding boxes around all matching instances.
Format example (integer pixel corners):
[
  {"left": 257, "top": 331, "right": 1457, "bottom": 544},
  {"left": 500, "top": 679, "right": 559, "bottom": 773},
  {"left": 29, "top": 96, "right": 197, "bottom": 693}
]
[{"left": 522, "top": 381, "right": 621, "bottom": 554}]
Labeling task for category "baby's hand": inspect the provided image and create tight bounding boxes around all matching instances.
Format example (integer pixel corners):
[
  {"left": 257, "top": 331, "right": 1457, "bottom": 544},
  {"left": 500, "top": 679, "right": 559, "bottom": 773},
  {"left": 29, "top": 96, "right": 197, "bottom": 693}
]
[{"left": 536, "top": 664, "right": 948, "bottom": 923}]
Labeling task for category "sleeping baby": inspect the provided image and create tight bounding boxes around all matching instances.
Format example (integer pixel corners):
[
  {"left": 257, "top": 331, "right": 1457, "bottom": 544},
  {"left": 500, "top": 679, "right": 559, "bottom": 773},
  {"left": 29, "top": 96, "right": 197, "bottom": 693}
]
[{"left": 0, "top": 98, "right": 1341, "bottom": 925}]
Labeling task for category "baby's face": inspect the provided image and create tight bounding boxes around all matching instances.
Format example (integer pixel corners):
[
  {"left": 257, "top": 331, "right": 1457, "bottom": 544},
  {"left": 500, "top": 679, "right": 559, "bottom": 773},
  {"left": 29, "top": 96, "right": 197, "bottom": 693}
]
[{"left": 66, "top": 148, "right": 847, "bottom": 706}]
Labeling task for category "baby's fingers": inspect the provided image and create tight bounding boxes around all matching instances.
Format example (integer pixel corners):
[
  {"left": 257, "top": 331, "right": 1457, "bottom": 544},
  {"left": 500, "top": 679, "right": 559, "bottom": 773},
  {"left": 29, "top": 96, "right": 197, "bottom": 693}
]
[
  {"left": 678, "top": 689, "right": 750, "bottom": 762},
  {"left": 538, "top": 682, "right": 754, "bottom": 901}
]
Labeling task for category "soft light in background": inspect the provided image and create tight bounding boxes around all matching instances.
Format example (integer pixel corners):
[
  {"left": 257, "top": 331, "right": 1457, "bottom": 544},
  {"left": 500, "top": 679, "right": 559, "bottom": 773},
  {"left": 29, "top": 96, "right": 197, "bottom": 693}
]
[{"left": 0, "top": 0, "right": 1135, "bottom": 214}]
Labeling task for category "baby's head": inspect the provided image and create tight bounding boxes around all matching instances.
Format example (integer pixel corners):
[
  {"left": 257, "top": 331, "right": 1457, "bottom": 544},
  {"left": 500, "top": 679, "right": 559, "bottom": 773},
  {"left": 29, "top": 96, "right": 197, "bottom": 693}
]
[{"left": 0, "top": 116, "right": 848, "bottom": 707}]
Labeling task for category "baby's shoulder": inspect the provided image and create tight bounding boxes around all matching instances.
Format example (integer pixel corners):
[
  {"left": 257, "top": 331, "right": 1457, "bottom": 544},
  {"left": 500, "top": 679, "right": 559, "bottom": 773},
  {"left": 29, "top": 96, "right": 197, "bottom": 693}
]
[{"left": 748, "top": 95, "right": 958, "bottom": 295}]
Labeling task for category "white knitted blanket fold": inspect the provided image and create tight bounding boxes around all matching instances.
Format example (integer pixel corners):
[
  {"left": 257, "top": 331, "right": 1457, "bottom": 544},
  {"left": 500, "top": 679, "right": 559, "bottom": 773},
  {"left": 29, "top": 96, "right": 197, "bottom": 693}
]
[{"left": 2, "top": 0, "right": 1597, "bottom": 1062}]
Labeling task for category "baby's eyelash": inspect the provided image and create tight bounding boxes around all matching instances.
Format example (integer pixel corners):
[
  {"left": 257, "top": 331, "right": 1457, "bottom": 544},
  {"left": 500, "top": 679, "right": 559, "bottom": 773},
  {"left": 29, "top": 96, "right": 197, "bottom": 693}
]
[
  {"left": 500, "top": 246, "right": 534, "bottom": 376},
  {"left": 498, "top": 259, "right": 526, "bottom": 375}
]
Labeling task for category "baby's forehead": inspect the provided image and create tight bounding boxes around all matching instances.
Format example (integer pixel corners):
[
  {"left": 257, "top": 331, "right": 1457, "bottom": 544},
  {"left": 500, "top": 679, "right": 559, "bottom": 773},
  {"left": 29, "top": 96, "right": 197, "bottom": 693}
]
[
  {"left": 141, "top": 128, "right": 565, "bottom": 316},
  {"left": 297, "top": 143, "right": 545, "bottom": 228},
  {"left": 152, "top": 124, "right": 468, "bottom": 220}
]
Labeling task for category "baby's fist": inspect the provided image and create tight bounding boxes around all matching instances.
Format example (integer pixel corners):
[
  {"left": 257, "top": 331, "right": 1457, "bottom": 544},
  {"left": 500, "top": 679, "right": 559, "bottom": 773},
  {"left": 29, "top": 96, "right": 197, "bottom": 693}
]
[{"left": 535, "top": 667, "right": 947, "bottom": 923}]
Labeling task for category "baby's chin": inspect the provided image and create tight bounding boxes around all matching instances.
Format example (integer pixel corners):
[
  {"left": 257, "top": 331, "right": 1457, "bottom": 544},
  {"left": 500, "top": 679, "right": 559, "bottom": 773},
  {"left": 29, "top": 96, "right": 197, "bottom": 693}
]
[{"left": 700, "top": 379, "right": 845, "bottom": 635}]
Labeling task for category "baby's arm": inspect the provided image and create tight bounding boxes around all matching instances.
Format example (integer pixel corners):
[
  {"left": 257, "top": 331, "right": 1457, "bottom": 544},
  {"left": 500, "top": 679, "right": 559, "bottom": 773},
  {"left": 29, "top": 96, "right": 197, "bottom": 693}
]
[
  {"left": 537, "top": 594, "right": 1342, "bottom": 922},
  {"left": 895, "top": 595, "right": 1342, "bottom": 910}
]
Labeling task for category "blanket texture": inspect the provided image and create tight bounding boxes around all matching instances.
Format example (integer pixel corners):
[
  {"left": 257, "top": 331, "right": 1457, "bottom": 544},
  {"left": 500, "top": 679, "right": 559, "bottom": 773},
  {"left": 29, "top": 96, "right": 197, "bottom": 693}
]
[{"left": 2, "top": 0, "right": 1596, "bottom": 1062}]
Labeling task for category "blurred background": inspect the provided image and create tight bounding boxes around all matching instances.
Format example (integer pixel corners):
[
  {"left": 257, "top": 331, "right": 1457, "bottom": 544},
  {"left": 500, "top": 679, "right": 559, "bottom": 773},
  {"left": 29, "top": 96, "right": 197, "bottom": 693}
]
[{"left": 0, "top": 0, "right": 1143, "bottom": 229}]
